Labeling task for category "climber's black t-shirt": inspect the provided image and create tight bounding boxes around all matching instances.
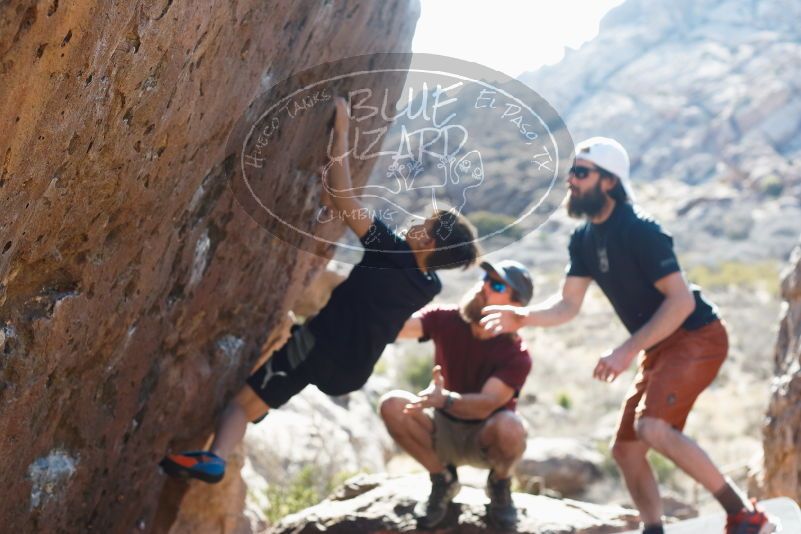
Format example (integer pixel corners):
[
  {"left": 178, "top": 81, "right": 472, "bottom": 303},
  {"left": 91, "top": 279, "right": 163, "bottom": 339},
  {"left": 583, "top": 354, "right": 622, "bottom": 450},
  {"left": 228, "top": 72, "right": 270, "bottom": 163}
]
[
  {"left": 306, "top": 218, "right": 441, "bottom": 394},
  {"left": 566, "top": 202, "right": 718, "bottom": 336}
]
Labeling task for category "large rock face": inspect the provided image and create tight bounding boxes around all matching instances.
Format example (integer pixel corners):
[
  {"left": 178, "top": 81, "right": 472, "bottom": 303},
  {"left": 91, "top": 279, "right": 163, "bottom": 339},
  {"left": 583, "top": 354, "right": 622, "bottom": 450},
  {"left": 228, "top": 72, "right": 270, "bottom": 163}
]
[
  {"left": 0, "top": 1, "right": 419, "bottom": 532},
  {"left": 514, "top": 438, "right": 604, "bottom": 498},
  {"left": 761, "top": 239, "right": 801, "bottom": 501}
]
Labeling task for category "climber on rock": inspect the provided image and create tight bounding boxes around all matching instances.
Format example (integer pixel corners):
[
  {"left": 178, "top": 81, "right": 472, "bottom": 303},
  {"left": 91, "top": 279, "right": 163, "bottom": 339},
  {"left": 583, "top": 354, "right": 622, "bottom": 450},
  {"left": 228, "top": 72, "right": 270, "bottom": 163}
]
[
  {"left": 380, "top": 259, "right": 533, "bottom": 530},
  {"left": 159, "top": 97, "right": 479, "bottom": 484},
  {"left": 480, "top": 137, "right": 778, "bottom": 534}
]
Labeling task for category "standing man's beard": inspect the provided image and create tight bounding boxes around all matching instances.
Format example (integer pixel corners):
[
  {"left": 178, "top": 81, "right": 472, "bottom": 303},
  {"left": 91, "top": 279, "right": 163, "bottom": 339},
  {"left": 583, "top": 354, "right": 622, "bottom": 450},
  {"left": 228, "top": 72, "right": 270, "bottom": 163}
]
[
  {"left": 567, "top": 181, "right": 607, "bottom": 218},
  {"left": 459, "top": 289, "right": 486, "bottom": 324}
]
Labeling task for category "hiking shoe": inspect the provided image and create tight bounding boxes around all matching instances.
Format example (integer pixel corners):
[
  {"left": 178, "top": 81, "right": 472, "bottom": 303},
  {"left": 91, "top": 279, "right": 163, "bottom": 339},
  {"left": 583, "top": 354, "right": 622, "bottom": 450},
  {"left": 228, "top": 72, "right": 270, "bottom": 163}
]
[
  {"left": 415, "top": 465, "right": 460, "bottom": 529},
  {"left": 485, "top": 470, "right": 517, "bottom": 530},
  {"left": 159, "top": 450, "right": 226, "bottom": 484},
  {"left": 726, "top": 500, "right": 780, "bottom": 534}
]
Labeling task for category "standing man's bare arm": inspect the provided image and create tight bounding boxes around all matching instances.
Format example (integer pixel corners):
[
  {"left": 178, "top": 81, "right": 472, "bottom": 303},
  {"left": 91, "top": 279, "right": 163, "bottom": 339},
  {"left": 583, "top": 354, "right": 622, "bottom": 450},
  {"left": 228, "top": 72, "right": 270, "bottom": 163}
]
[
  {"left": 480, "top": 275, "right": 591, "bottom": 334},
  {"left": 593, "top": 271, "right": 695, "bottom": 382}
]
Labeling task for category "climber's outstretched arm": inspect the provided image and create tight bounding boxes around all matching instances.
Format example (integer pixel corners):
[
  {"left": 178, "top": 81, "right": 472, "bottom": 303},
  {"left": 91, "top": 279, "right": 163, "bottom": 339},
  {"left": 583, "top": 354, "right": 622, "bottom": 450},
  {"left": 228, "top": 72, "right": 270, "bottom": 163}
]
[{"left": 324, "top": 96, "right": 371, "bottom": 239}]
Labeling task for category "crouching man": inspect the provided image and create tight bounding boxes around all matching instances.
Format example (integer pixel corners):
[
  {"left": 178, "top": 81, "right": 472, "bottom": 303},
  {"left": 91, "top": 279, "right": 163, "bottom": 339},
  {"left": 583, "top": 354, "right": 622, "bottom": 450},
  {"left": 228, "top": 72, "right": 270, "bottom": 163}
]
[{"left": 380, "top": 260, "right": 533, "bottom": 530}]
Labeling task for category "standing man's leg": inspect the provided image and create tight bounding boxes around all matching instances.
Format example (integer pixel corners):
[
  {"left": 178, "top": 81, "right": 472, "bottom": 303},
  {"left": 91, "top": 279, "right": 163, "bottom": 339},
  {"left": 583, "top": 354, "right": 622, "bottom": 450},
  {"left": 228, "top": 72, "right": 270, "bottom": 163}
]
[
  {"left": 634, "top": 416, "right": 764, "bottom": 530},
  {"left": 613, "top": 365, "right": 664, "bottom": 530},
  {"left": 635, "top": 417, "right": 728, "bottom": 494},
  {"left": 611, "top": 439, "right": 663, "bottom": 527},
  {"left": 633, "top": 321, "right": 746, "bottom": 511},
  {"left": 628, "top": 321, "right": 776, "bottom": 532}
]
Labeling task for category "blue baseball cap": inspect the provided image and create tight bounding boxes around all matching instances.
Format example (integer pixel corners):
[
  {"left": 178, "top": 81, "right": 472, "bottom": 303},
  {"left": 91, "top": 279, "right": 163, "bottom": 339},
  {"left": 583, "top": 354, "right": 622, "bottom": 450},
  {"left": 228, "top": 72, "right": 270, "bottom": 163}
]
[{"left": 480, "top": 259, "right": 534, "bottom": 305}]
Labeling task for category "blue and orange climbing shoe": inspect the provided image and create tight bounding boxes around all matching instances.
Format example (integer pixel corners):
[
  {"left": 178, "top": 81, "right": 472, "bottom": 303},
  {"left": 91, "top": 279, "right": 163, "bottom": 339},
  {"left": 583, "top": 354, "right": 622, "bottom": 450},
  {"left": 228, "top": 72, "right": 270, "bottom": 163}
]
[{"left": 159, "top": 451, "right": 226, "bottom": 484}]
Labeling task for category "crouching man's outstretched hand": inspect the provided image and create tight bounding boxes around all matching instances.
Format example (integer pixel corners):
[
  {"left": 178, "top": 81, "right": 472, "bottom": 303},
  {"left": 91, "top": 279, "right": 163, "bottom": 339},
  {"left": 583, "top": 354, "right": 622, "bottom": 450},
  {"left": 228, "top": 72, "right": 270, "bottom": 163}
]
[{"left": 403, "top": 365, "right": 447, "bottom": 413}]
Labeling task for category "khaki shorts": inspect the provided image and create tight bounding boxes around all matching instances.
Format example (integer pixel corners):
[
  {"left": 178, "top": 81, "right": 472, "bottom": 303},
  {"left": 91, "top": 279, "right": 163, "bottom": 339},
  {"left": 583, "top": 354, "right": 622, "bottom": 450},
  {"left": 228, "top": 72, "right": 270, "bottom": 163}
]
[
  {"left": 615, "top": 319, "right": 728, "bottom": 442},
  {"left": 430, "top": 409, "right": 491, "bottom": 468}
]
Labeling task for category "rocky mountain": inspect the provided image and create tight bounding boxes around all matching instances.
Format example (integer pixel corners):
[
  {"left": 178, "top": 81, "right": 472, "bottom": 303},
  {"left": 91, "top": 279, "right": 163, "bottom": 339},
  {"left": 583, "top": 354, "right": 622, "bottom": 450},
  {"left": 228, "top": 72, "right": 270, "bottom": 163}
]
[
  {"left": 356, "top": 0, "right": 801, "bottom": 267},
  {"left": 518, "top": 0, "right": 801, "bottom": 267},
  {"left": 520, "top": 0, "right": 801, "bottom": 196}
]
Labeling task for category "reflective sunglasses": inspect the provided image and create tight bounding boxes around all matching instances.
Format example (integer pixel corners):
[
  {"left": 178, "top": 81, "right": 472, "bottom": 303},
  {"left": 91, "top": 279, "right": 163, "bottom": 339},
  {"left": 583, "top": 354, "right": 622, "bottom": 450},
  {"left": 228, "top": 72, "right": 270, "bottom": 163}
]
[
  {"left": 482, "top": 274, "right": 507, "bottom": 293},
  {"left": 568, "top": 165, "right": 599, "bottom": 180}
]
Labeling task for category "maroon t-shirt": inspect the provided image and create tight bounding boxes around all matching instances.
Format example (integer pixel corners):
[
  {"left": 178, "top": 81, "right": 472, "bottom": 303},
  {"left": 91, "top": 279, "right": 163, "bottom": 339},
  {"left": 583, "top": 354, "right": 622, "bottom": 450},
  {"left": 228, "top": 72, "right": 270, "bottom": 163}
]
[{"left": 419, "top": 305, "right": 532, "bottom": 411}]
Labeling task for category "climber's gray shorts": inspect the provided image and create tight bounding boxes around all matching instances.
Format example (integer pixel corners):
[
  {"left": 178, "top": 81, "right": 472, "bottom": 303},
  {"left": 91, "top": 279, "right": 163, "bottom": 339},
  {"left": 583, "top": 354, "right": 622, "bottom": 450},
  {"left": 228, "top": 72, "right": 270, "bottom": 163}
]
[{"left": 431, "top": 409, "right": 491, "bottom": 469}]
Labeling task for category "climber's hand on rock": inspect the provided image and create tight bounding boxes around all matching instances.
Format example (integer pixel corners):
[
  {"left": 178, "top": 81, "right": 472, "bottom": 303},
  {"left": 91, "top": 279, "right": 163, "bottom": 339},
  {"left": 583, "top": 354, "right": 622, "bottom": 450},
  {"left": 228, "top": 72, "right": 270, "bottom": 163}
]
[{"left": 333, "top": 96, "right": 350, "bottom": 133}]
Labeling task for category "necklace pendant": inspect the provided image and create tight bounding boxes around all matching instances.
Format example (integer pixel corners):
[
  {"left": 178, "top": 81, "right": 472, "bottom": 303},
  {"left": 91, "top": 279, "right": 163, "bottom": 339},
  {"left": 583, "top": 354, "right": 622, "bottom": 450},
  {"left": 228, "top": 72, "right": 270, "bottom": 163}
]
[{"left": 598, "top": 247, "right": 609, "bottom": 273}]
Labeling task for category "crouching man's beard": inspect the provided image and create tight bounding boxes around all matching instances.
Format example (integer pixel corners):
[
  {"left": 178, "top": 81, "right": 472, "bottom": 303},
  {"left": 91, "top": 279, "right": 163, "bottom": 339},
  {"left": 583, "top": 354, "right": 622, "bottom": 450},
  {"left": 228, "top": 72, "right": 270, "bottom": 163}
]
[
  {"left": 459, "top": 290, "right": 485, "bottom": 324},
  {"left": 567, "top": 181, "right": 607, "bottom": 218}
]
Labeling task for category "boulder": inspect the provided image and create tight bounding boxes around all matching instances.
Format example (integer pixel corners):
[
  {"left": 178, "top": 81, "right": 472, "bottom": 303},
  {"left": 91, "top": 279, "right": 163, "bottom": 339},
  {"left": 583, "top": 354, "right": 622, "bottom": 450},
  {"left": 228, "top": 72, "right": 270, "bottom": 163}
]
[
  {"left": 244, "top": 387, "right": 394, "bottom": 487},
  {"left": 0, "top": 0, "right": 419, "bottom": 532},
  {"left": 515, "top": 438, "right": 604, "bottom": 497},
  {"left": 758, "top": 238, "right": 801, "bottom": 501},
  {"left": 271, "top": 473, "right": 640, "bottom": 533}
]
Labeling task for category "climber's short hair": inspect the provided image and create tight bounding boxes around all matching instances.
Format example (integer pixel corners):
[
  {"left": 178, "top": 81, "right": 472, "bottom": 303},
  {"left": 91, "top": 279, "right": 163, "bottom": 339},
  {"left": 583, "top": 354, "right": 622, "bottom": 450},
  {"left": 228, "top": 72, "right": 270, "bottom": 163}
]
[{"left": 426, "top": 209, "right": 480, "bottom": 271}]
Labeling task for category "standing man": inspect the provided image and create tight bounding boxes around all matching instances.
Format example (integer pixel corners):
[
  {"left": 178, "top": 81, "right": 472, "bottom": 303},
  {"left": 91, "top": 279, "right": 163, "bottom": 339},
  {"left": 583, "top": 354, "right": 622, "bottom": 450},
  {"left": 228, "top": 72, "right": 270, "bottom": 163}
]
[
  {"left": 481, "top": 138, "right": 777, "bottom": 534},
  {"left": 381, "top": 260, "right": 533, "bottom": 530}
]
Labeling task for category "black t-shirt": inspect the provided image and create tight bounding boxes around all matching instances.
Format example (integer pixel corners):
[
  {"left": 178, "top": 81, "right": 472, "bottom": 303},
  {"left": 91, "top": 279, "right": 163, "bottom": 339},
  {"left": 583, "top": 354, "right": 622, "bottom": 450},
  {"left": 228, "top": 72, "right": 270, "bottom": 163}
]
[
  {"left": 566, "top": 202, "right": 718, "bottom": 335},
  {"left": 306, "top": 218, "right": 441, "bottom": 394}
]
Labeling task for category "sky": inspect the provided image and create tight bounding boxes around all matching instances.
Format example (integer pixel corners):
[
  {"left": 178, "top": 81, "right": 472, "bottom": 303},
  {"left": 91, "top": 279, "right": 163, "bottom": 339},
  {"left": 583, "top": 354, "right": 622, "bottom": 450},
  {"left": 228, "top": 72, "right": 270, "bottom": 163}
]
[{"left": 412, "top": 0, "right": 625, "bottom": 78}]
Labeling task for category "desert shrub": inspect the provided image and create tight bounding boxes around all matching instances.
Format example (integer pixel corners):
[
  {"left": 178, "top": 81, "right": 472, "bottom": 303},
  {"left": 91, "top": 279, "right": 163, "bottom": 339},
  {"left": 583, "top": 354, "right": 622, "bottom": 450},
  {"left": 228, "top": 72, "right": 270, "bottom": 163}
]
[
  {"left": 595, "top": 443, "right": 677, "bottom": 485},
  {"left": 648, "top": 450, "right": 677, "bottom": 485},
  {"left": 468, "top": 210, "right": 524, "bottom": 240},
  {"left": 759, "top": 174, "right": 784, "bottom": 198},
  {"left": 687, "top": 261, "right": 779, "bottom": 296},
  {"left": 263, "top": 465, "right": 354, "bottom": 524},
  {"left": 556, "top": 391, "right": 573, "bottom": 410},
  {"left": 372, "top": 357, "right": 388, "bottom": 377},
  {"left": 402, "top": 352, "right": 433, "bottom": 393},
  {"left": 724, "top": 220, "right": 752, "bottom": 241}
]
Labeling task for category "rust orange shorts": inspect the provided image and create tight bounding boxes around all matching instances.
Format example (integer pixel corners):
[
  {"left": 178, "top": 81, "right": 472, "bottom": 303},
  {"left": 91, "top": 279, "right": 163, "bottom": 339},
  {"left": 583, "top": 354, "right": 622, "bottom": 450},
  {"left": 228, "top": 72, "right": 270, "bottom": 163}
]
[{"left": 615, "top": 319, "right": 728, "bottom": 442}]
